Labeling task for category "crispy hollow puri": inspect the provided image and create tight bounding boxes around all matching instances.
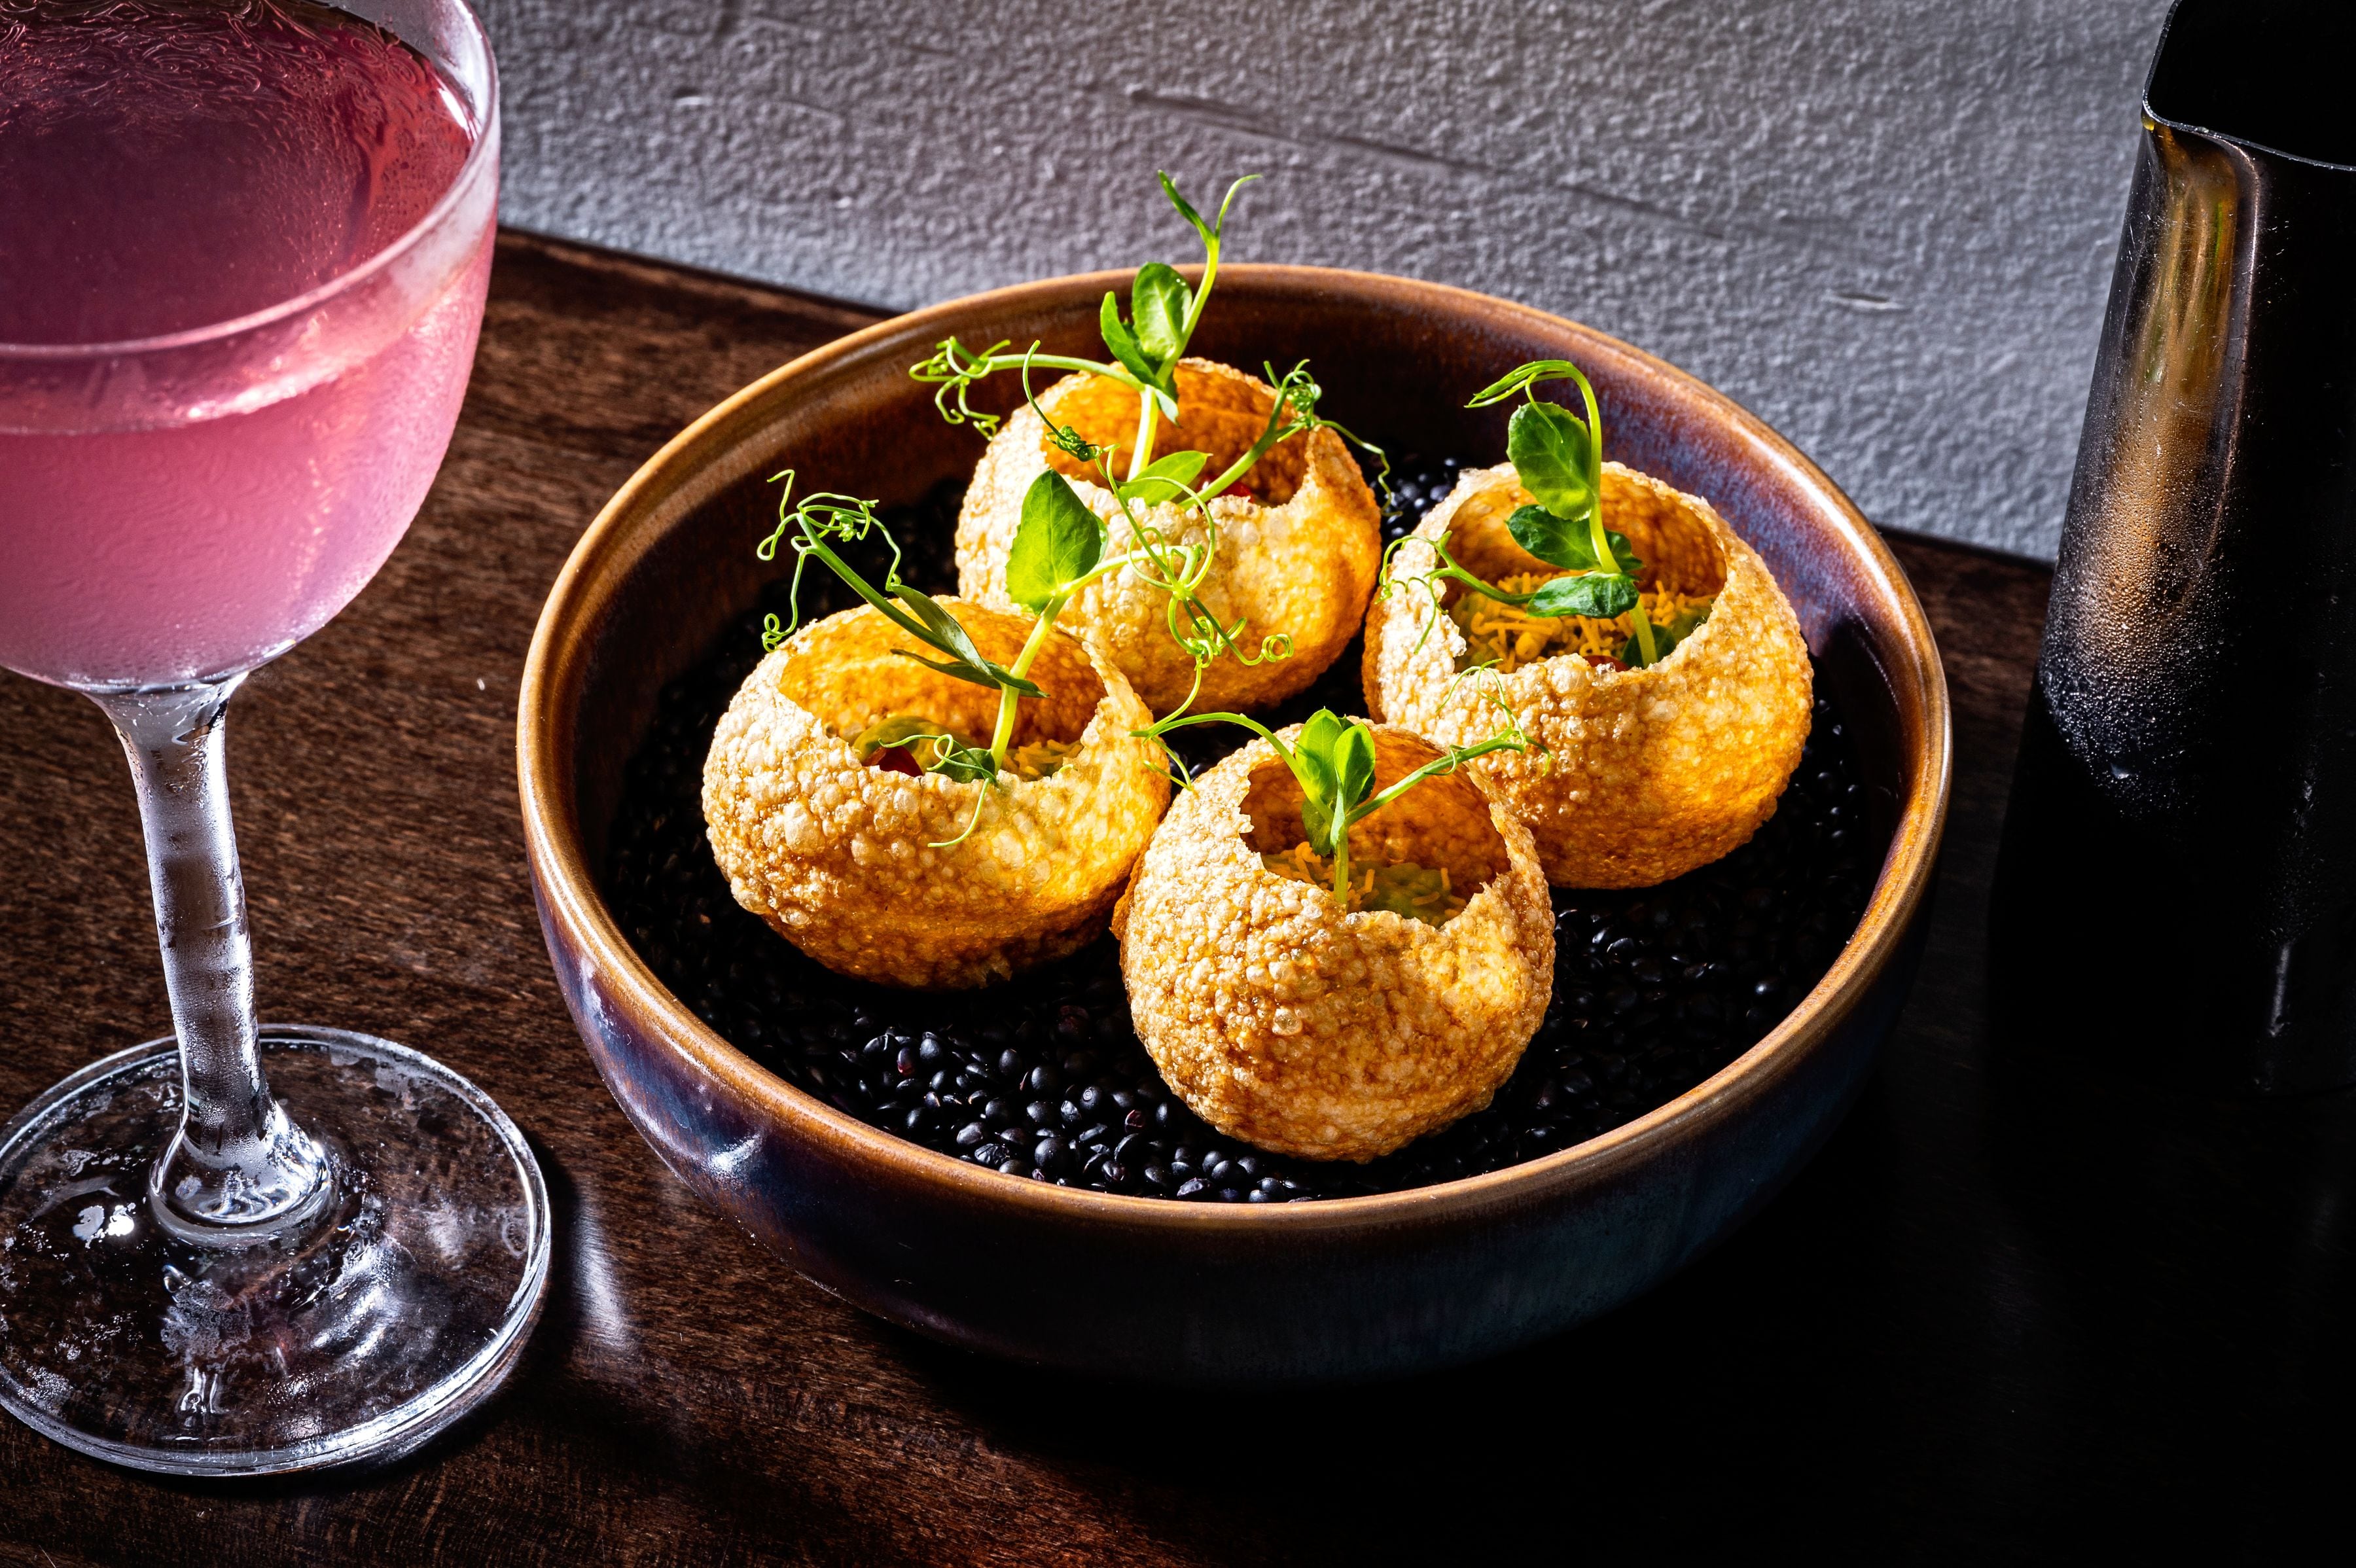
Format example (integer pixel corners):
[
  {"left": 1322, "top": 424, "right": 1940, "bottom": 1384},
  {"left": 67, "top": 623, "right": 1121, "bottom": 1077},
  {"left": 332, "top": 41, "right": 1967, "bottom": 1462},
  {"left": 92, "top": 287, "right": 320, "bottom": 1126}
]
[
  {"left": 704, "top": 599, "right": 1169, "bottom": 989},
  {"left": 957, "top": 359, "right": 1381, "bottom": 715},
  {"left": 1365, "top": 461, "right": 1812, "bottom": 889},
  {"left": 1113, "top": 724, "right": 1553, "bottom": 1162}
]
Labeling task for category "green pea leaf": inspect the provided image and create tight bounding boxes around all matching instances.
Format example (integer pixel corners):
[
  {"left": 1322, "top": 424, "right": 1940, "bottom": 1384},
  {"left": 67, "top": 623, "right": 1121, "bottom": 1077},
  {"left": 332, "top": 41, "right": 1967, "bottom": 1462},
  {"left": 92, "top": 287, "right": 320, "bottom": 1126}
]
[
  {"left": 887, "top": 586, "right": 1045, "bottom": 696},
  {"left": 1291, "top": 709, "right": 1348, "bottom": 849},
  {"left": 1116, "top": 449, "right": 1209, "bottom": 507},
  {"left": 1296, "top": 709, "right": 1348, "bottom": 769},
  {"left": 1160, "top": 171, "right": 1210, "bottom": 245},
  {"left": 1507, "top": 401, "right": 1597, "bottom": 521},
  {"left": 1467, "top": 359, "right": 1592, "bottom": 409},
  {"left": 1159, "top": 171, "right": 1255, "bottom": 253},
  {"left": 889, "top": 647, "right": 1041, "bottom": 696},
  {"left": 1527, "top": 571, "right": 1639, "bottom": 620},
  {"left": 1505, "top": 506, "right": 1638, "bottom": 575},
  {"left": 1131, "top": 262, "right": 1190, "bottom": 372},
  {"left": 1006, "top": 470, "right": 1104, "bottom": 612},
  {"left": 1099, "top": 292, "right": 1160, "bottom": 387},
  {"left": 1333, "top": 722, "right": 1377, "bottom": 815},
  {"left": 894, "top": 584, "right": 985, "bottom": 664},
  {"left": 928, "top": 744, "right": 1000, "bottom": 783},
  {"left": 1503, "top": 505, "right": 1588, "bottom": 571},
  {"left": 1296, "top": 752, "right": 1337, "bottom": 848}
]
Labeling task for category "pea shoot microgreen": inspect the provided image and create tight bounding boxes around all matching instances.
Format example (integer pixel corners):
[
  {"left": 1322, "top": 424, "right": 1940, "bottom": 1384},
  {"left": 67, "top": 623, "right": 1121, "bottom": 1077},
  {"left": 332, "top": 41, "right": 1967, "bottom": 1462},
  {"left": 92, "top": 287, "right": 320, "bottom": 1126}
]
[
  {"left": 851, "top": 717, "right": 999, "bottom": 783},
  {"left": 911, "top": 171, "right": 1253, "bottom": 484},
  {"left": 758, "top": 472, "right": 1041, "bottom": 698},
  {"left": 751, "top": 404, "right": 1311, "bottom": 842},
  {"left": 1144, "top": 707, "right": 1531, "bottom": 907},
  {"left": 1007, "top": 349, "right": 1378, "bottom": 718},
  {"left": 748, "top": 172, "right": 1413, "bottom": 855},
  {"left": 913, "top": 172, "right": 1391, "bottom": 719},
  {"left": 1380, "top": 358, "right": 1709, "bottom": 669}
]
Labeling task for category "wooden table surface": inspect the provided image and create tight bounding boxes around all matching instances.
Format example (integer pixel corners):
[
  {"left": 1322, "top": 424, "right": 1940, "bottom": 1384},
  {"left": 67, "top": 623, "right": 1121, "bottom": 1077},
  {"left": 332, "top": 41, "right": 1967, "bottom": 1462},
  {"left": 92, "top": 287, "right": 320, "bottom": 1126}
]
[{"left": 3, "top": 233, "right": 2347, "bottom": 1564}]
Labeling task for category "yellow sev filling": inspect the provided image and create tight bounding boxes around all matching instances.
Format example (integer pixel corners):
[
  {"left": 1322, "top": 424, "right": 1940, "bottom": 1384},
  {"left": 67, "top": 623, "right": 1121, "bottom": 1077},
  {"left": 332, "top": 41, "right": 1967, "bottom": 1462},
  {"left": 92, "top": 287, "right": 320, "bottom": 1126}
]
[
  {"left": 1007, "top": 739, "right": 1082, "bottom": 780},
  {"left": 1448, "top": 572, "right": 1715, "bottom": 674},
  {"left": 851, "top": 714, "right": 1077, "bottom": 781},
  {"left": 1258, "top": 842, "right": 1469, "bottom": 928}
]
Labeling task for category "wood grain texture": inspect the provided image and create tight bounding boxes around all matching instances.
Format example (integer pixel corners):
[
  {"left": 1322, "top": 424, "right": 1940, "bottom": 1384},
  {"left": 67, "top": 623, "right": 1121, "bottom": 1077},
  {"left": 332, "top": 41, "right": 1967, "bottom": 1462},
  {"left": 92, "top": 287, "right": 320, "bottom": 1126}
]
[{"left": 7, "top": 232, "right": 2318, "bottom": 1564}]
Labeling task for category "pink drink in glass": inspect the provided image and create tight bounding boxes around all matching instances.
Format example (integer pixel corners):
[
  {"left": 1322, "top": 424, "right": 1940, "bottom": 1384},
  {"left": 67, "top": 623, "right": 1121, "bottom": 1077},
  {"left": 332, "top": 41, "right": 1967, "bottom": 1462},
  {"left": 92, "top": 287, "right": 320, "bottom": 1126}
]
[
  {"left": 0, "top": 0, "right": 492, "bottom": 689},
  {"left": 0, "top": 0, "right": 551, "bottom": 1478}
]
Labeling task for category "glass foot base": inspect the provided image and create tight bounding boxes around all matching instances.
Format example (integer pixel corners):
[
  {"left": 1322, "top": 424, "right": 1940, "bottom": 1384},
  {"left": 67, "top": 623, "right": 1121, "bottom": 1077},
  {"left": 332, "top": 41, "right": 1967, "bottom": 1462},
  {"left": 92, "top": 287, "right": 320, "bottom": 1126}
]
[{"left": 0, "top": 1026, "right": 550, "bottom": 1476}]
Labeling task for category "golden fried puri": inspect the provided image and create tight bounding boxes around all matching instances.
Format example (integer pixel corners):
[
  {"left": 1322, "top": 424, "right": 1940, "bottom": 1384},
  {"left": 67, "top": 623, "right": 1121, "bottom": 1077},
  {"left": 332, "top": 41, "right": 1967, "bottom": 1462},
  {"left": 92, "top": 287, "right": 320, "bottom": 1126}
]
[
  {"left": 958, "top": 359, "right": 1381, "bottom": 715},
  {"left": 704, "top": 600, "right": 1169, "bottom": 989},
  {"left": 1114, "top": 724, "right": 1553, "bottom": 1162},
  {"left": 1365, "top": 461, "right": 1812, "bottom": 889}
]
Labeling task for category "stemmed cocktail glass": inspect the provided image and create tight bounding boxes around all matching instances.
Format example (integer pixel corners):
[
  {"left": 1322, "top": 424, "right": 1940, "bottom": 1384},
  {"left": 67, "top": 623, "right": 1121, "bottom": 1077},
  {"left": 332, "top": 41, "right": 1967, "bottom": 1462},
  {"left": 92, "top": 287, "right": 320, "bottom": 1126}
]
[{"left": 0, "top": 0, "right": 548, "bottom": 1473}]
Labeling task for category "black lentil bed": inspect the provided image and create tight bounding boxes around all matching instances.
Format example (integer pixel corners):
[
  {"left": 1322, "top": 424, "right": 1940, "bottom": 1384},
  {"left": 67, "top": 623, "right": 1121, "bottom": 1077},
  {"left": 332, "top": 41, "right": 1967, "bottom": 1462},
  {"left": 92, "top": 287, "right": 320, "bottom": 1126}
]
[
  {"left": 1376, "top": 453, "right": 1469, "bottom": 545},
  {"left": 603, "top": 459, "right": 1880, "bottom": 1202}
]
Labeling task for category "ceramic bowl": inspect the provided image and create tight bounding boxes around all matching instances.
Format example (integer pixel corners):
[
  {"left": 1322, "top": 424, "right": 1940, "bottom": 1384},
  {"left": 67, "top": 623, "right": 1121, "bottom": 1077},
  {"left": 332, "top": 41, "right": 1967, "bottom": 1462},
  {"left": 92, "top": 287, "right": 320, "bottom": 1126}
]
[{"left": 518, "top": 266, "right": 1950, "bottom": 1384}]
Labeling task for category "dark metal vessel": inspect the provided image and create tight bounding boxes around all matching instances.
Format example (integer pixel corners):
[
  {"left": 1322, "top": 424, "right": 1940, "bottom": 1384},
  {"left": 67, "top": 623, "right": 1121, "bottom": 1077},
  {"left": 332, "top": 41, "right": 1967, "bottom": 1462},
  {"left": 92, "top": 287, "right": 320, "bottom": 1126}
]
[{"left": 1995, "top": 0, "right": 2356, "bottom": 1091}]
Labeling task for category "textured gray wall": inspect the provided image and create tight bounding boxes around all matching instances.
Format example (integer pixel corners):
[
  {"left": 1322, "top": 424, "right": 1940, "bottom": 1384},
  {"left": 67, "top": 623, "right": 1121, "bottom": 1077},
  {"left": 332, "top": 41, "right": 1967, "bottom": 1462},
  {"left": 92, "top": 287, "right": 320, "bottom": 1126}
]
[{"left": 478, "top": 0, "right": 2173, "bottom": 559}]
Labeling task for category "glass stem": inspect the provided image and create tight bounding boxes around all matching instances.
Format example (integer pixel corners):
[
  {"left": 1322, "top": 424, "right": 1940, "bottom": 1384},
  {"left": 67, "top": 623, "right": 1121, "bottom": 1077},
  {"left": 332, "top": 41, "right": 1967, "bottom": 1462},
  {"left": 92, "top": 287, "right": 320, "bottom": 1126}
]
[{"left": 91, "top": 680, "right": 329, "bottom": 1243}]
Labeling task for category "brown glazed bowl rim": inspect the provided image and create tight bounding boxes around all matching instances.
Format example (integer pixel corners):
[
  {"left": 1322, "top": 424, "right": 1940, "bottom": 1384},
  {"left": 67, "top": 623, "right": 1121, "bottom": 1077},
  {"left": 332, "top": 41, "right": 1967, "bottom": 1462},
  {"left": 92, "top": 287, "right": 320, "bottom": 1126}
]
[{"left": 518, "top": 263, "right": 1952, "bottom": 1235}]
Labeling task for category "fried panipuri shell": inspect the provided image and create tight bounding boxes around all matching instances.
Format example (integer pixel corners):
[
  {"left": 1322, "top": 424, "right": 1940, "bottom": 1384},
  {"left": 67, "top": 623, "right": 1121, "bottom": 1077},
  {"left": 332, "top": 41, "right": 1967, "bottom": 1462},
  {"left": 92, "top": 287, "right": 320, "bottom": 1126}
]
[
  {"left": 1113, "top": 724, "right": 1553, "bottom": 1162},
  {"left": 1365, "top": 461, "right": 1812, "bottom": 889},
  {"left": 958, "top": 359, "right": 1381, "bottom": 715},
  {"left": 704, "top": 599, "right": 1169, "bottom": 989}
]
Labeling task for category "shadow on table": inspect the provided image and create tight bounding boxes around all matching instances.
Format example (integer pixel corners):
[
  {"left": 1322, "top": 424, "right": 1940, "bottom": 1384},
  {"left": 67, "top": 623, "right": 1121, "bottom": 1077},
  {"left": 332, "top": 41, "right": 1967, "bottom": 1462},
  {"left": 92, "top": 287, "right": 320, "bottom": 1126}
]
[
  {"left": 888, "top": 1080, "right": 1927, "bottom": 1561},
  {"left": 880, "top": 966, "right": 2356, "bottom": 1564}
]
